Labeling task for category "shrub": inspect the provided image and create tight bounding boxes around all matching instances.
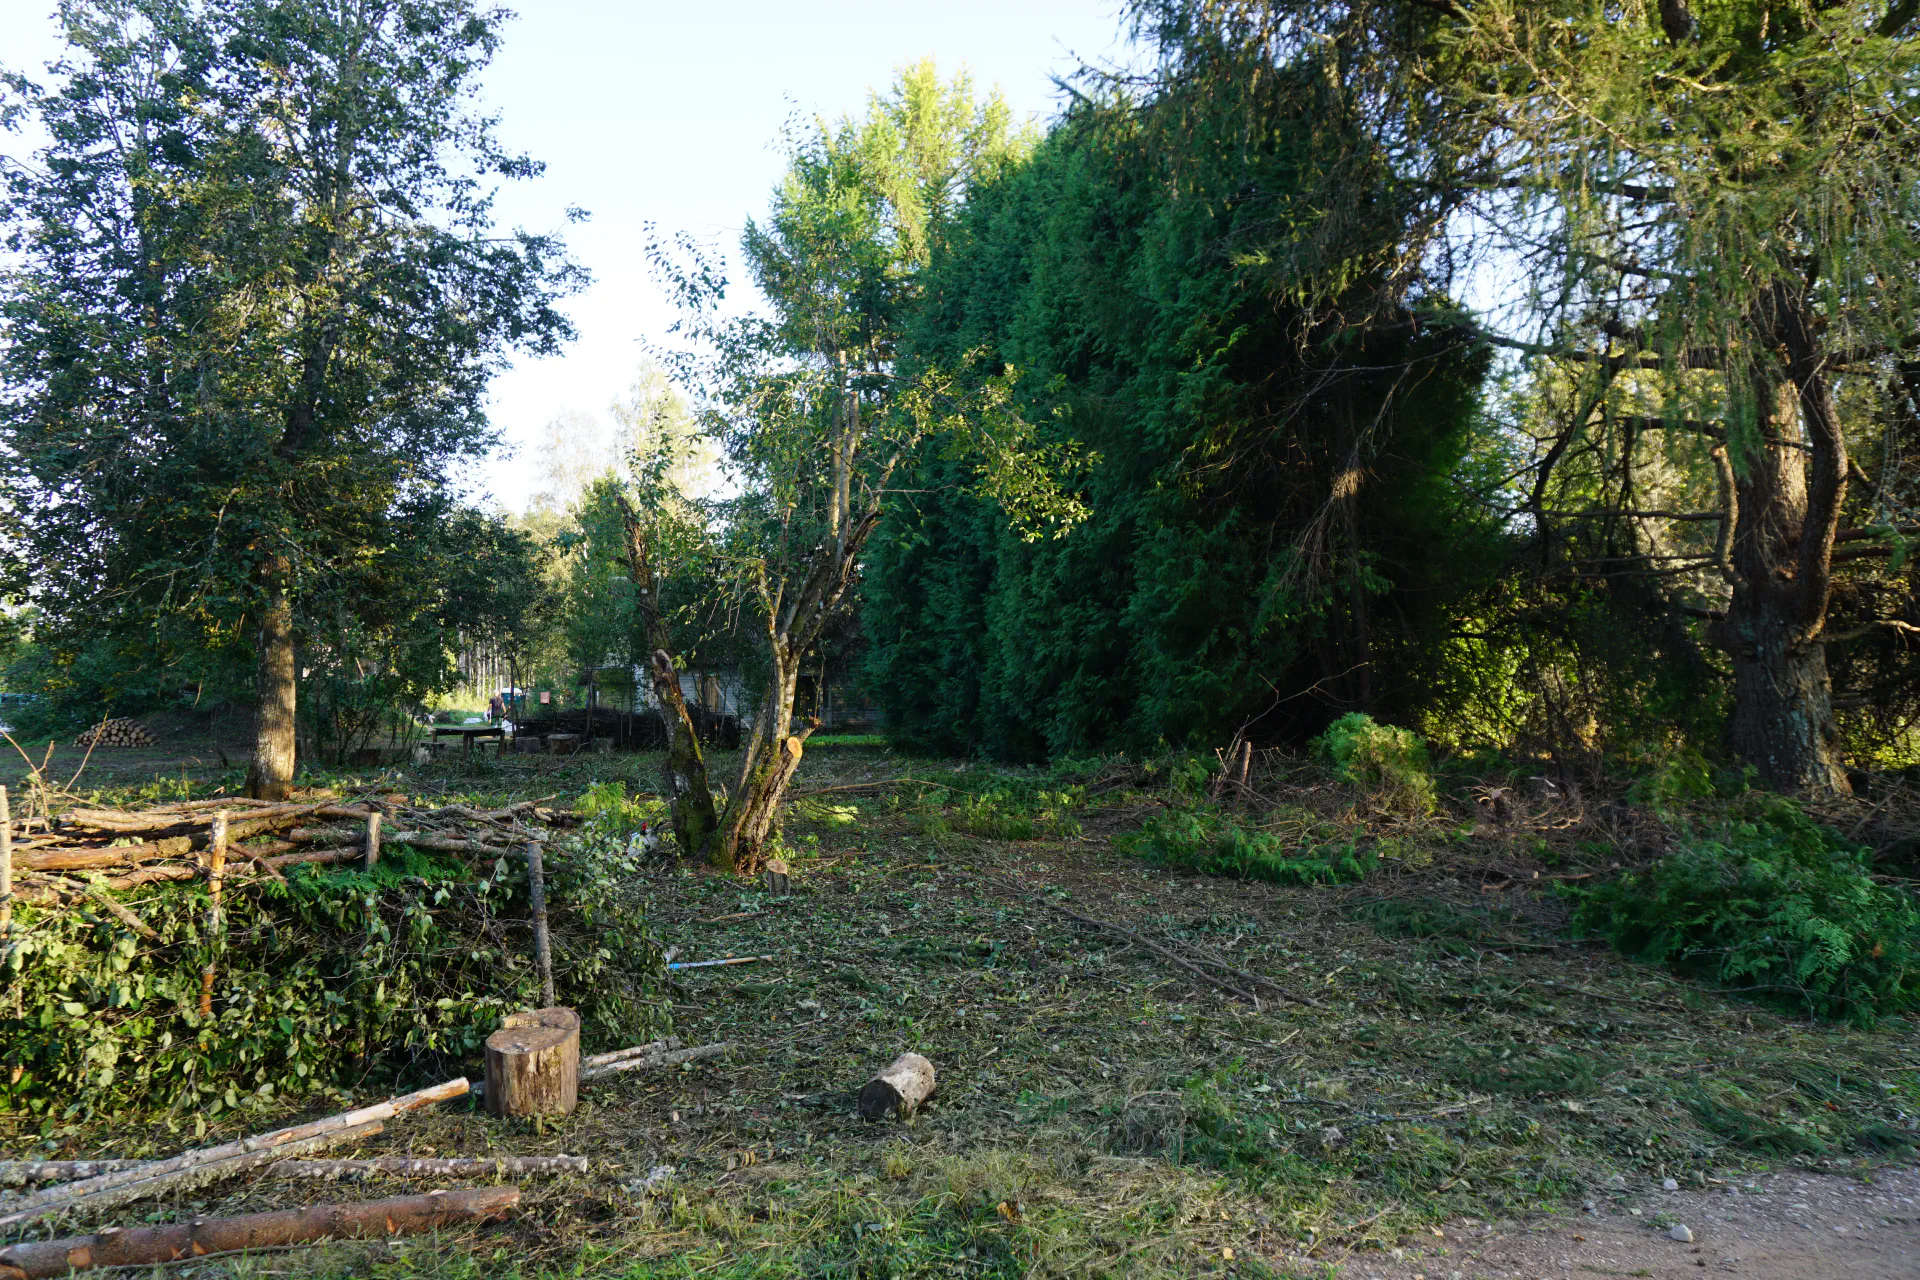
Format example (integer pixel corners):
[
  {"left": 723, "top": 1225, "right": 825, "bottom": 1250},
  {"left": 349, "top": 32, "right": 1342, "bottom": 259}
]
[
  {"left": 1119, "top": 810, "right": 1370, "bottom": 885},
  {"left": 1313, "top": 713, "right": 1436, "bottom": 814},
  {"left": 1569, "top": 798, "right": 1920, "bottom": 1024}
]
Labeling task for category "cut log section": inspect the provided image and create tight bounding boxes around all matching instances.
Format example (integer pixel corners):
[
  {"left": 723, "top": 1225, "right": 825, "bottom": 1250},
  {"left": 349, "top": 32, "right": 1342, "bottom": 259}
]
[
  {"left": 483, "top": 1007, "right": 580, "bottom": 1118},
  {"left": 858, "top": 1052, "right": 936, "bottom": 1121},
  {"left": 0, "top": 1187, "right": 519, "bottom": 1280}
]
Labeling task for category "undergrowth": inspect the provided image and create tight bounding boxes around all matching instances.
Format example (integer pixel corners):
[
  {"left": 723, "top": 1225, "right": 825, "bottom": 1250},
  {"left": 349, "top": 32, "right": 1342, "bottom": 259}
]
[
  {"left": 1119, "top": 809, "right": 1371, "bottom": 885},
  {"left": 1569, "top": 795, "right": 1920, "bottom": 1024}
]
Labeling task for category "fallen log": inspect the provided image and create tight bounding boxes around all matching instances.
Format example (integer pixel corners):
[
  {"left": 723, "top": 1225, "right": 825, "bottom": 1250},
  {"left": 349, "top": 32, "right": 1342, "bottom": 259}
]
[
  {"left": 268, "top": 1155, "right": 586, "bottom": 1180},
  {"left": 859, "top": 1052, "right": 936, "bottom": 1121},
  {"left": 0, "top": 1078, "right": 466, "bottom": 1229},
  {"left": 0, "top": 1161, "right": 147, "bottom": 1187},
  {"left": 0, "top": 1122, "right": 385, "bottom": 1228},
  {"left": 21, "top": 836, "right": 193, "bottom": 872},
  {"left": 580, "top": 1039, "right": 674, "bottom": 1070},
  {"left": 0, "top": 1187, "right": 520, "bottom": 1280},
  {"left": 578, "top": 1041, "right": 731, "bottom": 1082}
]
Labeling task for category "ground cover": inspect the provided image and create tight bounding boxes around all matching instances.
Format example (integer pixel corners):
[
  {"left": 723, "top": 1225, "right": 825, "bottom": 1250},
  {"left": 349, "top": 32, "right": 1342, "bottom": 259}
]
[{"left": 0, "top": 739, "right": 1914, "bottom": 1278}]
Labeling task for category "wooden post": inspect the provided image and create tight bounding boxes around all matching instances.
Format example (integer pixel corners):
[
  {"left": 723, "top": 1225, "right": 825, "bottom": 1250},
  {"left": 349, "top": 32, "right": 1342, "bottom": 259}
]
[
  {"left": 0, "top": 786, "right": 13, "bottom": 1034},
  {"left": 0, "top": 786, "right": 12, "bottom": 945},
  {"left": 199, "top": 810, "right": 227, "bottom": 1019},
  {"left": 526, "top": 841, "right": 554, "bottom": 1007},
  {"left": 364, "top": 810, "right": 382, "bottom": 871},
  {"left": 858, "top": 1052, "right": 936, "bottom": 1121},
  {"left": 483, "top": 1007, "right": 579, "bottom": 1118}
]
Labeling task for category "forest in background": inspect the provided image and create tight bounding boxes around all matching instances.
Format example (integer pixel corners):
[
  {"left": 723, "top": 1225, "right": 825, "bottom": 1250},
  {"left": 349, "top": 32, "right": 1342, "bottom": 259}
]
[{"left": 6, "top": 0, "right": 1920, "bottom": 806}]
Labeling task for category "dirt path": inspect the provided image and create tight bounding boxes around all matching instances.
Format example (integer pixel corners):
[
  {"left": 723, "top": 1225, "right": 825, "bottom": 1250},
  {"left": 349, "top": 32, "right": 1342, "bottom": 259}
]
[{"left": 1353, "top": 1165, "right": 1920, "bottom": 1280}]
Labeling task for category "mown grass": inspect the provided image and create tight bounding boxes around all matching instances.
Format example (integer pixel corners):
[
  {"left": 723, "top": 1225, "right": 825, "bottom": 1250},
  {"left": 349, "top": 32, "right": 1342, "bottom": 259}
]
[{"left": 7, "top": 745, "right": 1918, "bottom": 1279}]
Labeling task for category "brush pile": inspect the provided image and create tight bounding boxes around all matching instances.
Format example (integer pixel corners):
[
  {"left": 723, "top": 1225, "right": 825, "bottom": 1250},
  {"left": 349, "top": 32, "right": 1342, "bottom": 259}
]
[
  {"left": 70, "top": 719, "right": 155, "bottom": 749},
  {"left": 5, "top": 793, "right": 577, "bottom": 905}
]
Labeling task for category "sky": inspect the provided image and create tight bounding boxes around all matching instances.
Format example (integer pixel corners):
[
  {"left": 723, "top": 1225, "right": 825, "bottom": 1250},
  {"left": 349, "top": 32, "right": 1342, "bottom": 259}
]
[{"left": 0, "top": 0, "right": 1137, "bottom": 511}]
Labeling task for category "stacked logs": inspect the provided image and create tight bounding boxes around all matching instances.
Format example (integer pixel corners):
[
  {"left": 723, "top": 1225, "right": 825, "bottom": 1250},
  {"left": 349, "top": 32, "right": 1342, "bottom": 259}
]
[
  {"left": 72, "top": 719, "right": 156, "bottom": 749},
  {"left": 4, "top": 794, "right": 576, "bottom": 906}
]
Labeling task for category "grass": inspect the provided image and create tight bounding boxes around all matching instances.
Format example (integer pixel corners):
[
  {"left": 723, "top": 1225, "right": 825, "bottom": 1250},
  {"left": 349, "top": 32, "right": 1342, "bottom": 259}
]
[{"left": 2, "top": 743, "right": 1916, "bottom": 1278}]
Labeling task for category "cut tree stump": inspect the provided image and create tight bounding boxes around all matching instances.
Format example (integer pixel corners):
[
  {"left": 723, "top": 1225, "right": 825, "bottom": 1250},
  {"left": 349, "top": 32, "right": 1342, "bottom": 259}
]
[
  {"left": 858, "top": 1052, "right": 936, "bottom": 1121},
  {"left": 483, "top": 1006, "right": 580, "bottom": 1118},
  {"left": 0, "top": 1187, "right": 519, "bottom": 1280}
]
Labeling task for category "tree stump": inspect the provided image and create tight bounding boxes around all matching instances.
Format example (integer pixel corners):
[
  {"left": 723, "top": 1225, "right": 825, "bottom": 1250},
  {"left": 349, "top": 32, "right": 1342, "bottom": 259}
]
[
  {"left": 858, "top": 1052, "right": 936, "bottom": 1121},
  {"left": 763, "top": 857, "right": 790, "bottom": 896},
  {"left": 484, "top": 1007, "right": 580, "bottom": 1118}
]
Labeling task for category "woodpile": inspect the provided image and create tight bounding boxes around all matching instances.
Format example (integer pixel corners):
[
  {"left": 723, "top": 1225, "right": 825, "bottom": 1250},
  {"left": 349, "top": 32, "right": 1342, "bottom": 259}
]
[
  {"left": 71, "top": 719, "right": 155, "bottom": 749},
  {"left": 3, "top": 793, "right": 577, "bottom": 906}
]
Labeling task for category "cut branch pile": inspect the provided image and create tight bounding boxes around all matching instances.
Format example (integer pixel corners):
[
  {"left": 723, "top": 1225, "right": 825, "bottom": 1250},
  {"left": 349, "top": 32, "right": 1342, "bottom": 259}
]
[{"left": 6, "top": 794, "right": 572, "bottom": 905}]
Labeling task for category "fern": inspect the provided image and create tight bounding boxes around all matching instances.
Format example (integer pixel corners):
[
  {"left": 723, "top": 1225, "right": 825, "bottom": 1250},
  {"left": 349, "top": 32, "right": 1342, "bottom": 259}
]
[{"left": 1570, "top": 797, "right": 1920, "bottom": 1024}]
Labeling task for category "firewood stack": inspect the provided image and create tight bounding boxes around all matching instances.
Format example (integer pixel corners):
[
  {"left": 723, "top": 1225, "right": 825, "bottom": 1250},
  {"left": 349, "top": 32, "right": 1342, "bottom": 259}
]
[
  {"left": 72, "top": 718, "right": 157, "bottom": 748},
  {"left": 4, "top": 793, "right": 578, "bottom": 906}
]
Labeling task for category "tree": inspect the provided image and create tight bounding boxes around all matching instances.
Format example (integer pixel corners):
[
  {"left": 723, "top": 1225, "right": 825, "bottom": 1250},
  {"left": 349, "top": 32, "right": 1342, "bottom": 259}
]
[
  {"left": 1130, "top": 0, "right": 1920, "bottom": 793},
  {"left": 864, "top": 67, "right": 1497, "bottom": 760},
  {"left": 657, "top": 61, "right": 1080, "bottom": 872},
  {"left": 0, "top": 0, "right": 578, "bottom": 797}
]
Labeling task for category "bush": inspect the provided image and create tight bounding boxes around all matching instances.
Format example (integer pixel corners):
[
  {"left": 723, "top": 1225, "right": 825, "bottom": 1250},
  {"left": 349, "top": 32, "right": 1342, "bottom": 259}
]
[
  {"left": 1313, "top": 713, "right": 1436, "bottom": 814},
  {"left": 1119, "top": 810, "right": 1370, "bottom": 885},
  {"left": 1569, "top": 798, "right": 1920, "bottom": 1024}
]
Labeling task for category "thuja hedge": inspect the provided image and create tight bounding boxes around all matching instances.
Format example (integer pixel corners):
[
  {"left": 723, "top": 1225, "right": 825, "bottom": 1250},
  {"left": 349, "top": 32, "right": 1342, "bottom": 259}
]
[{"left": 0, "top": 838, "right": 666, "bottom": 1126}]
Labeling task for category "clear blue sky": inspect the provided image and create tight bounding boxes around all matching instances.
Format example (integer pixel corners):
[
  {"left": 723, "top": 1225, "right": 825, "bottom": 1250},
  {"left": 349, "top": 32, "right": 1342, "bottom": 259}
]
[{"left": 0, "top": 1, "right": 1136, "bottom": 510}]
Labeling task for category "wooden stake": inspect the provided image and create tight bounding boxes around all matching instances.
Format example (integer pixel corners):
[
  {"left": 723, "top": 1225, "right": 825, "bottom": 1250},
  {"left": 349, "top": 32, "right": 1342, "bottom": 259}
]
[
  {"left": 526, "top": 841, "right": 554, "bottom": 1006},
  {"left": 0, "top": 1187, "right": 519, "bottom": 1280},
  {"left": 199, "top": 810, "right": 227, "bottom": 1019},
  {"left": 364, "top": 809, "right": 382, "bottom": 870},
  {"left": 0, "top": 786, "right": 13, "bottom": 943}
]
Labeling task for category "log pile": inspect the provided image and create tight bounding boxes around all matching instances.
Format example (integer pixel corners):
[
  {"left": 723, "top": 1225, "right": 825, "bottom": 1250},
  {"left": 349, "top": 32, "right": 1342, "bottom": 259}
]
[
  {"left": 71, "top": 719, "right": 155, "bottom": 749},
  {"left": 4, "top": 794, "right": 577, "bottom": 906}
]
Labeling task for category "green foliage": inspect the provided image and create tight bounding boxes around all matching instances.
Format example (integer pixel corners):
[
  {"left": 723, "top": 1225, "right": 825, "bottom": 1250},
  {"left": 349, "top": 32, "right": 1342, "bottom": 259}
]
[
  {"left": 577, "top": 781, "right": 667, "bottom": 840},
  {"left": 0, "top": 837, "right": 665, "bottom": 1122},
  {"left": 1119, "top": 810, "right": 1369, "bottom": 885},
  {"left": 1570, "top": 799, "right": 1920, "bottom": 1024},
  {"left": 1312, "top": 713, "right": 1437, "bottom": 815},
  {"left": 863, "top": 71, "right": 1498, "bottom": 762}
]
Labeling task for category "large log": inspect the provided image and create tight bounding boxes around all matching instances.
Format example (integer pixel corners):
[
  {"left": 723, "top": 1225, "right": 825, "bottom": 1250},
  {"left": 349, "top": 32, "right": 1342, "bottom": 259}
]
[
  {"left": 0, "top": 1078, "right": 466, "bottom": 1229},
  {"left": 858, "top": 1052, "right": 936, "bottom": 1121},
  {"left": 21, "top": 836, "right": 193, "bottom": 872},
  {"left": 483, "top": 1007, "right": 579, "bottom": 1118},
  {"left": 268, "top": 1155, "right": 586, "bottom": 1180},
  {"left": 0, "top": 1187, "right": 520, "bottom": 1280}
]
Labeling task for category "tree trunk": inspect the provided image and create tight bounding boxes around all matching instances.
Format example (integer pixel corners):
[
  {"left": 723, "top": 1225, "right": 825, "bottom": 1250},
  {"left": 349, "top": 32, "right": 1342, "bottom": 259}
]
[
  {"left": 246, "top": 571, "right": 297, "bottom": 800},
  {"left": 652, "top": 650, "right": 720, "bottom": 863},
  {"left": 717, "top": 644, "right": 811, "bottom": 876},
  {"left": 1716, "top": 290, "right": 1852, "bottom": 796}
]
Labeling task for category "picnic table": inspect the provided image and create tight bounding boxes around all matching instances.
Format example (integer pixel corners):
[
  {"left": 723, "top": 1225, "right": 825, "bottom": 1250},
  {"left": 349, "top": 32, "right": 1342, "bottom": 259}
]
[{"left": 431, "top": 724, "right": 505, "bottom": 758}]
